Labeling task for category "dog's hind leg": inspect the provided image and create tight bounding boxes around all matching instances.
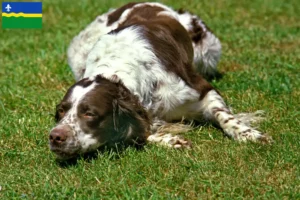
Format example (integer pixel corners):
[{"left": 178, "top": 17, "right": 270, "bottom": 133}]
[{"left": 177, "top": 10, "right": 222, "bottom": 79}]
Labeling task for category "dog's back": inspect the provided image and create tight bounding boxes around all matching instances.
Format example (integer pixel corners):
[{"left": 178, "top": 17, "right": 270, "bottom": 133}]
[{"left": 67, "top": 2, "right": 221, "bottom": 81}]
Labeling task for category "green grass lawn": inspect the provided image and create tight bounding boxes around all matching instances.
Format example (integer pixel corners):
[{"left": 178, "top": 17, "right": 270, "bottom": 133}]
[{"left": 0, "top": 0, "right": 299, "bottom": 199}]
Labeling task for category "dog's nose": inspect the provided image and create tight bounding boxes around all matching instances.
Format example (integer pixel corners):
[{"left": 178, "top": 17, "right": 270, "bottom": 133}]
[{"left": 49, "top": 125, "right": 72, "bottom": 145}]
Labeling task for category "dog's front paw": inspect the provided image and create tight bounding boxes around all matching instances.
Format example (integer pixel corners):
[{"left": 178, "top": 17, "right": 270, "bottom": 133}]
[
  {"left": 256, "top": 134, "right": 273, "bottom": 144},
  {"left": 147, "top": 133, "right": 192, "bottom": 149},
  {"left": 167, "top": 135, "right": 192, "bottom": 149},
  {"left": 224, "top": 127, "right": 272, "bottom": 144}
]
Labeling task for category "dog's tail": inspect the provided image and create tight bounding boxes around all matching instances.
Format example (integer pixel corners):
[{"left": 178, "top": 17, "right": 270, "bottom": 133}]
[{"left": 177, "top": 10, "right": 222, "bottom": 79}]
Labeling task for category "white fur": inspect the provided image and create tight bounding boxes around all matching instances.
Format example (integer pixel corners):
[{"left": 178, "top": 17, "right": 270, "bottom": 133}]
[
  {"left": 194, "top": 31, "right": 222, "bottom": 76},
  {"left": 177, "top": 12, "right": 194, "bottom": 30},
  {"left": 67, "top": 11, "right": 118, "bottom": 80}
]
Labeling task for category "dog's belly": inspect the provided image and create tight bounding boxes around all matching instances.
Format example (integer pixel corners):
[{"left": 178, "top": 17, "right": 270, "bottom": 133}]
[{"left": 162, "top": 100, "right": 203, "bottom": 122}]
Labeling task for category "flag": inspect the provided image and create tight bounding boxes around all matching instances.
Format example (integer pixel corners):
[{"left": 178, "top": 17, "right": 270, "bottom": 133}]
[{"left": 2, "top": 2, "right": 42, "bottom": 29}]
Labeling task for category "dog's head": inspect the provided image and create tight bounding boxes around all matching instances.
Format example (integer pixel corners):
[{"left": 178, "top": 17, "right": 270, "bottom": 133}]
[{"left": 49, "top": 75, "right": 150, "bottom": 160}]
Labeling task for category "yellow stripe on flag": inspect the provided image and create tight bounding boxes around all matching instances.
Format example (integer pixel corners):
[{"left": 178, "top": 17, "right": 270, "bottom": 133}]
[{"left": 2, "top": 12, "right": 42, "bottom": 17}]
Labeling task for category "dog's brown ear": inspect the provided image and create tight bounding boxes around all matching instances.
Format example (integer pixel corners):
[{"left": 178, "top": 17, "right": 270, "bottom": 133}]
[
  {"left": 117, "top": 81, "right": 150, "bottom": 124},
  {"left": 111, "top": 83, "right": 151, "bottom": 145}
]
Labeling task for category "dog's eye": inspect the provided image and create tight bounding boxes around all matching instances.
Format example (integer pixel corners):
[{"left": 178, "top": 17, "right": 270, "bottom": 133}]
[
  {"left": 55, "top": 107, "right": 65, "bottom": 122},
  {"left": 84, "top": 112, "right": 96, "bottom": 118}
]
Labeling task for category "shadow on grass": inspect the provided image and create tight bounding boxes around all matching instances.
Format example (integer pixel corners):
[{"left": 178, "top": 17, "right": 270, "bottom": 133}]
[
  {"left": 56, "top": 144, "right": 145, "bottom": 168},
  {"left": 205, "top": 71, "right": 224, "bottom": 82}
]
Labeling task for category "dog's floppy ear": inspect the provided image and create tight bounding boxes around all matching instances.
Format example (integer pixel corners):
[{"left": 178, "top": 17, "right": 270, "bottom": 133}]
[
  {"left": 111, "top": 82, "right": 151, "bottom": 145},
  {"left": 111, "top": 85, "right": 140, "bottom": 131}
]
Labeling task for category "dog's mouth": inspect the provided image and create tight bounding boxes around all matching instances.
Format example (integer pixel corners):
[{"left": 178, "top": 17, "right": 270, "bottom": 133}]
[{"left": 50, "top": 146, "right": 80, "bottom": 160}]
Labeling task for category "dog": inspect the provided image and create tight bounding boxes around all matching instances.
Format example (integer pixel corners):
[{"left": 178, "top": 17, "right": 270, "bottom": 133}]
[{"left": 49, "top": 2, "right": 270, "bottom": 160}]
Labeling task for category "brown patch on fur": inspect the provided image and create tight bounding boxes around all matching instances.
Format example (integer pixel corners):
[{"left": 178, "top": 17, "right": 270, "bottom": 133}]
[
  {"left": 189, "top": 17, "right": 206, "bottom": 43},
  {"left": 89, "top": 75, "right": 151, "bottom": 146},
  {"left": 107, "top": 2, "right": 140, "bottom": 26},
  {"left": 119, "top": 5, "right": 165, "bottom": 27},
  {"left": 190, "top": 74, "right": 214, "bottom": 100},
  {"left": 242, "top": 129, "right": 251, "bottom": 134},
  {"left": 224, "top": 117, "right": 234, "bottom": 124},
  {"left": 213, "top": 107, "right": 231, "bottom": 114}
]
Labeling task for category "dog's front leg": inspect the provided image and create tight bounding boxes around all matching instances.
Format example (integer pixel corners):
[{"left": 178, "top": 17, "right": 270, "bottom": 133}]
[
  {"left": 147, "top": 118, "right": 192, "bottom": 148},
  {"left": 200, "top": 90, "right": 271, "bottom": 143}
]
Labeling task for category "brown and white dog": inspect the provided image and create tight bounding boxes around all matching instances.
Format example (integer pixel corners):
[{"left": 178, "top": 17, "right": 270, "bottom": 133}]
[{"left": 49, "top": 2, "right": 270, "bottom": 160}]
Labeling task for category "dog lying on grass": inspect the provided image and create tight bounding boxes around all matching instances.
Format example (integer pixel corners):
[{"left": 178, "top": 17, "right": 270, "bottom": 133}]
[{"left": 49, "top": 2, "right": 271, "bottom": 160}]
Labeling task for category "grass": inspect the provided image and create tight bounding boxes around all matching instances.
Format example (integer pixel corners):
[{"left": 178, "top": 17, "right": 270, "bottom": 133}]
[{"left": 0, "top": 0, "right": 299, "bottom": 199}]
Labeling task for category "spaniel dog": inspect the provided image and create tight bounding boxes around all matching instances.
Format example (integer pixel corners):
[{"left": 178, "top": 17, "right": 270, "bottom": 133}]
[{"left": 49, "top": 2, "right": 270, "bottom": 159}]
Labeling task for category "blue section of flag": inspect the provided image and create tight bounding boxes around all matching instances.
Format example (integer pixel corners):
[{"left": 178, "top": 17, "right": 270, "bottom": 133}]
[{"left": 2, "top": 2, "right": 42, "bottom": 14}]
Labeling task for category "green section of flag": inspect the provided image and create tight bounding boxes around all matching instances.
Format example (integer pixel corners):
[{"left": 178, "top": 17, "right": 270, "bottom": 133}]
[{"left": 2, "top": 17, "right": 42, "bottom": 29}]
